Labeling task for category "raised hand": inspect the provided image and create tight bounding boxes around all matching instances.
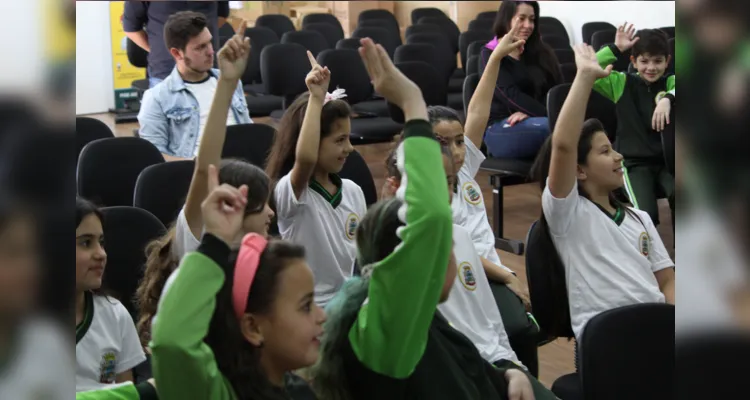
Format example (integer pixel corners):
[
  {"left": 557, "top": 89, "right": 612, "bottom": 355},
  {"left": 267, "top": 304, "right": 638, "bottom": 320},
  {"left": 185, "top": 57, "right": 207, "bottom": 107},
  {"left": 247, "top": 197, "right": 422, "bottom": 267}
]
[
  {"left": 491, "top": 17, "right": 526, "bottom": 60},
  {"left": 614, "top": 22, "right": 639, "bottom": 53},
  {"left": 201, "top": 164, "right": 248, "bottom": 245},
  {"left": 305, "top": 51, "right": 331, "bottom": 101},
  {"left": 217, "top": 20, "right": 251, "bottom": 82},
  {"left": 358, "top": 38, "right": 422, "bottom": 112},
  {"left": 574, "top": 43, "right": 613, "bottom": 79}
]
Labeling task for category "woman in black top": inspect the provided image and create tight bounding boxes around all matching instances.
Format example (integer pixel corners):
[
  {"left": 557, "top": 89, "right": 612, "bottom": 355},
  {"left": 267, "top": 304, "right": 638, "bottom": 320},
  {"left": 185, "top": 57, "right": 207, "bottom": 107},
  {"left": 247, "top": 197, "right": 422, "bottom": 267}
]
[{"left": 479, "top": 1, "right": 561, "bottom": 159}]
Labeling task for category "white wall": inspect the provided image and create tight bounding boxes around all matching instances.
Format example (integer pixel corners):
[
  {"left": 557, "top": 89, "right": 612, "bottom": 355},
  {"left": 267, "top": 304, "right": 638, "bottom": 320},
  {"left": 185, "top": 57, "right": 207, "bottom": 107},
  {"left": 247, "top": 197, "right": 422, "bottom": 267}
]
[
  {"left": 540, "top": 1, "right": 675, "bottom": 45},
  {"left": 76, "top": 1, "right": 114, "bottom": 115}
]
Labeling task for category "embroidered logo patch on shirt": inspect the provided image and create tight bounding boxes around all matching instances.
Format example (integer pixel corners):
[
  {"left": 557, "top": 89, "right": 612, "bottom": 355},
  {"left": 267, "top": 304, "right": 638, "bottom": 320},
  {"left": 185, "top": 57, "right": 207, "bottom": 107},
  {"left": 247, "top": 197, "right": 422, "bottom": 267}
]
[
  {"left": 99, "top": 352, "right": 117, "bottom": 384},
  {"left": 462, "top": 181, "right": 482, "bottom": 205},
  {"left": 345, "top": 213, "right": 360, "bottom": 240},
  {"left": 639, "top": 232, "right": 650, "bottom": 256},
  {"left": 458, "top": 262, "right": 477, "bottom": 291}
]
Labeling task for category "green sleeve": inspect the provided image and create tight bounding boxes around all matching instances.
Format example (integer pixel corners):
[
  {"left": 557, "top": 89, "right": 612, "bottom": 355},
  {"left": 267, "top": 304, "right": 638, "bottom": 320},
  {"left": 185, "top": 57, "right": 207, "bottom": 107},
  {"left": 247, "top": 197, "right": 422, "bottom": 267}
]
[
  {"left": 667, "top": 75, "right": 675, "bottom": 95},
  {"left": 348, "top": 119, "right": 453, "bottom": 379},
  {"left": 593, "top": 45, "right": 628, "bottom": 103},
  {"left": 75, "top": 382, "right": 153, "bottom": 400},
  {"left": 150, "top": 253, "right": 235, "bottom": 400}
]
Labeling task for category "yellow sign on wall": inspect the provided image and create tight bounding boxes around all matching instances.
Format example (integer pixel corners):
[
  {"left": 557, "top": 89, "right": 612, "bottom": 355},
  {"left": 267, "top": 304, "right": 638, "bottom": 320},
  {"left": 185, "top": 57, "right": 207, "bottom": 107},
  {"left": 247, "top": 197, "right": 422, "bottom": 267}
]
[{"left": 110, "top": 1, "right": 145, "bottom": 107}]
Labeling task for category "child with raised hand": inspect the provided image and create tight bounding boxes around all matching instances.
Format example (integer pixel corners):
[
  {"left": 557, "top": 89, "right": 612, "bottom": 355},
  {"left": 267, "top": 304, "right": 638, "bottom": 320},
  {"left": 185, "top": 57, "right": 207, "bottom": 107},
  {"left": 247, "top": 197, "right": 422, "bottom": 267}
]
[
  {"left": 312, "top": 37, "right": 538, "bottom": 400},
  {"left": 135, "top": 22, "right": 276, "bottom": 348},
  {"left": 150, "top": 164, "right": 326, "bottom": 400},
  {"left": 532, "top": 43, "right": 675, "bottom": 342},
  {"left": 265, "top": 51, "right": 366, "bottom": 308},
  {"left": 593, "top": 22, "right": 675, "bottom": 227}
]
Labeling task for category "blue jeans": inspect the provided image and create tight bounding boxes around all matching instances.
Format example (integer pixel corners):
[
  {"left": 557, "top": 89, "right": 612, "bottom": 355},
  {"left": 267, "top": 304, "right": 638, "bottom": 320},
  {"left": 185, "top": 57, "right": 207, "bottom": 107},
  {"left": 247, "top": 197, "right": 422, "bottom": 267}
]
[
  {"left": 148, "top": 67, "right": 163, "bottom": 88},
  {"left": 484, "top": 117, "right": 551, "bottom": 159}
]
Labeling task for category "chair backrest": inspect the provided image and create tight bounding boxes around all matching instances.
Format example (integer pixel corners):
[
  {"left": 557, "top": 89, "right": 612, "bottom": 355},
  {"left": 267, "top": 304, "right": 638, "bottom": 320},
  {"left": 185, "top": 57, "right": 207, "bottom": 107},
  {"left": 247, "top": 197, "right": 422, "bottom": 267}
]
[
  {"left": 547, "top": 83, "right": 617, "bottom": 142},
  {"left": 219, "top": 22, "right": 235, "bottom": 38},
  {"left": 591, "top": 30, "right": 630, "bottom": 72},
  {"left": 133, "top": 160, "right": 194, "bottom": 227},
  {"left": 476, "top": 11, "right": 497, "bottom": 21},
  {"left": 260, "top": 43, "right": 309, "bottom": 108},
  {"left": 126, "top": 38, "right": 148, "bottom": 69},
  {"left": 579, "top": 303, "right": 674, "bottom": 400},
  {"left": 661, "top": 108, "right": 675, "bottom": 175},
  {"left": 389, "top": 61, "right": 447, "bottom": 123},
  {"left": 581, "top": 22, "right": 616, "bottom": 44},
  {"left": 466, "top": 40, "right": 489, "bottom": 61},
  {"left": 659, "top": 26, "right": 675, "bottom": 38},
  {"left": 405, "top": 23, "right": 442, "bottom": 39},
  {"left": 339, "top": 149, "right": 377, "bottom": 207},
  {"left": 255, "top": 14, "right": 295, "bottom": 39},
  {"left": 459, "top": 31, "right": 493, "bottom": 69},
  {"left": 554, "top": 48, "right": 574, "bottom": 64},
  {"left": 468, "top": 18, "right": 494, "bottom": 33},
  {"left": 667, "top": 37, "right": 675, "bottom": 76},
  {"left": 336, "top": 38, "right": 361, "bottom": 51},
  {"left": 357, "top": 9, "right": 400, "bottom": 44},
  {"left": 241, "top": 27, "right": 280, "bottom": 85},
  {"left": 316, "top": 49, "right": 373, "bottom": 105},
  {"left": 351, "top": 26, "right": 398, "bottom": 59},
  {"left": 301, "top": 13, "right": 344, "bottom": 37},
  {"left": 559, "top": 62, "right": 576, "bottom": 84},
  {"left": 406, "top": 32, "right": 455, "bottom": 80},
  {"left": 542, "top": 34, "right": 570, "bottom": 50},
  {"left": 466, "top": 55, "right": 479, "bottom": 76},
  {"left": 418, "top": 16, "right": 460, "bottom": 54},
  {"left": 411, "top": 7, "right": 446, "bottom": 25},
  {"left": 394, "top": 43, "right": 441, "bottom": 75},
  {"left": 677, "top": 332, "right": 750, "bottom": 399},
  {"left": 462, "top": 72, "right": 479, "bottom": 116},
  {"left": 524, "top": 219, "right": 575, "bottom": 339},
  {"left": 77, "top": 137, "right": 164, "bottom": 207},
  {"left": 538, "top": 16, "right": 569, "bottom": 43},
  {"left": 303, "top": 22, "right": 344, "bottom": 49},
  {"left": 357, "top": 19, "right": 402, "bottom": 47},
  {"left": 76, "top": 117, "right": 114, "bottom": 160},
  {"left": 100, "top": 206, "right": 167, "bottom": 315},
  {"left": 281, "top": 30, "right": 329, "bottom": 57},
  {"left": 222, "top": 123, "right": 277, "bottom": 168}
]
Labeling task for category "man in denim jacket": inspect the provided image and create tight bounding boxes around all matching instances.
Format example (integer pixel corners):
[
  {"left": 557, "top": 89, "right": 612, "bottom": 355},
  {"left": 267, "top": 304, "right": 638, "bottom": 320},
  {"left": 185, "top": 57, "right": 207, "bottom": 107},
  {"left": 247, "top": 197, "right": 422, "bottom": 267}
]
[{"left": 138, "top": 11, "right": 251, "bottom": 161}]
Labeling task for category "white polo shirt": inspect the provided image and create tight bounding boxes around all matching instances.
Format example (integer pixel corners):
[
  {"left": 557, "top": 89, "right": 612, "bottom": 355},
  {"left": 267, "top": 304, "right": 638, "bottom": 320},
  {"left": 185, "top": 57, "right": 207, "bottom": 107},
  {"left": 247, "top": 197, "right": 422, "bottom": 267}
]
[
  {"left": 184, "top": 76, "right": 238, "bottom": 157},
  {"left": 439, "top": 225, "right": 521, "bottom": 365},
  {"left": 452, "top": 140, "right": 512, "bottom": 273},
  {"left": 542, "top": 180, "right": 673, "bottom": 341},
  {"left": 275, "top": 173, "right": 367, "bottom": 307},
  {"left": 76, "top": 293, "right": 146, "bottom": 392},
  {"left": 172, "top": 207, "right": 202, "bottom": 261}
]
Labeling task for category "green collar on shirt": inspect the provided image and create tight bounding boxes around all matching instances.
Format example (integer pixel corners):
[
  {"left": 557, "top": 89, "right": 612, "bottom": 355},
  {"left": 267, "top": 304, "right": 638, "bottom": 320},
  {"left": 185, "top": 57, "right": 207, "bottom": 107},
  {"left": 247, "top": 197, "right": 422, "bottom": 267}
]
[
  {"left": 76, "top": 291, "right": 94, "bottom": 344},
  {"left": 309, "top": 174, "right": 343, "bottom": 208},
  {"left": 595, "top": 202, "right": 626, "bottom": 226}
]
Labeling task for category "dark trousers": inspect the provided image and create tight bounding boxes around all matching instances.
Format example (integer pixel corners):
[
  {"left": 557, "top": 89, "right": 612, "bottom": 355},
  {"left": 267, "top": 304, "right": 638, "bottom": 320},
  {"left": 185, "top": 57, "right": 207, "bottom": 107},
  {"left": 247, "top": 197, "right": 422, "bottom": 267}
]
[
  {"left": 492, "top": 359, "right": 559, "bottom": 400},
  {"left": 490, "top": 282, "right": 539, "bottom": 378},
  {"left": 622, "top": 160, "right": 675, "bottom": 226}
]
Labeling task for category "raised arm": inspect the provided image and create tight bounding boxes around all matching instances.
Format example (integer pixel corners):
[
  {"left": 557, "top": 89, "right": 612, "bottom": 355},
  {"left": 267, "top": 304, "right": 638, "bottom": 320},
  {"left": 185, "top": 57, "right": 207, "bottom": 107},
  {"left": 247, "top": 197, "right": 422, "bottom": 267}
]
[
  {"left": 183, "top": 21, "right": 250, "bottom": 240},
  {"left": 289, "top": 52, "right": 331, "bottom": 199},
  {"left": 548, "top": 44, "right": 614, "bottom": 198},
  {"left": 593, "top": 22, "right": 637, "bottom": 102},
  {"left": 349, "top": 39, "right": 452, "bottom": 379},
  {"left": 464, "top": 19, "right": 526, "bottom": 148}
]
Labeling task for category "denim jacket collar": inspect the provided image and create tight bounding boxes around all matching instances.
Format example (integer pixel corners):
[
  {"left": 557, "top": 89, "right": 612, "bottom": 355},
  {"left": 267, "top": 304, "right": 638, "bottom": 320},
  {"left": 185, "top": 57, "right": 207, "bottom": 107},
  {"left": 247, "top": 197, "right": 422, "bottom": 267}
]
[{"left": 166, "top": 67, "right": 221, "bottom": 93}]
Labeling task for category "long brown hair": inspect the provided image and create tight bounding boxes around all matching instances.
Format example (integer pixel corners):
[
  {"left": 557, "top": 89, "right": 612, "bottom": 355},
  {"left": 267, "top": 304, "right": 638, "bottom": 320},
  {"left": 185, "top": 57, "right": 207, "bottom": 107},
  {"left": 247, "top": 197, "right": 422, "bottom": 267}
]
[{"left": 135, "top": 227, "right": 177, "bottom": 347}]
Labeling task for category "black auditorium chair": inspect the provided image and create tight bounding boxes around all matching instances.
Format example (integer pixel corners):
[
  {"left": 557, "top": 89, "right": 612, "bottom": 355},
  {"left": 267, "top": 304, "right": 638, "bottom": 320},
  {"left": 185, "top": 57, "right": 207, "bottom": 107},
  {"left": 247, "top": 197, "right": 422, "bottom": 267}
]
[
  {"left": 394, "top": 44, "right": 443, "bottom": 82},
  {"left": 554, "top": 48, "right": 575, "bottom": 64},
  {"left": 667, "top": 37, "right": 675, "bottom": 76},
  {"left": 560, "top": 62, "right": 576, "bottom": 84},
  {"left": 281, "top": 30, "right": 329, "bottom": 57},
  {"left": 260, "top": 43, "right": 310, "bottom": 111},
  {"left": 241, "top": 27, "right": 283, "bottom": 117},
  {"left": 406, "top": 32, "right": 462, "bottom": 109},
  {"left": 303, "top": 22, "right": 343, "bottom": 50},
  {"left": 76, "top": 117, "right": 114, "bottom": 161},
  {"left": 678, "top": 332, "right": 750, "bottom": 400},
  {"left": 542, "top": 34, "right": 571, "bottom": 50},
  {"left": 467, "top": 40, "right": 490, "bottom": 64},
  {"left": 222, "top": 123, "right": 277, "bottom": 168},
  {"left": 579, "top": 303, "right": 674, "bottom": 400},
  {"left": 301, "top": 13, "right": 345, "bottom": 39},
  {"left": 538, "top": 16, "right": 569, "bottom": 43},
  {"left": 405, "top": 23, "right": 443, "bottom": 40},
  {"left": 316, "top": 49, "right": 402, "bottom": 144},
  {"left": 336, "top": 38, "right": 361, "bottom": 51},
  {"left": 351, "top": 26, "right": 398, "bottom": 59},
  {"left": 100, "top": 206, "right": 166, "bottom": 315},
  {"left": 581, "top": 22, "right": 615, "bottom": 44},
  {"left": 255, "top": 14, "right": 295, "bottom": 39},
  {"left": 418, "top": 16, "right": 461, "bottom": 55},
  {"left": 219, "top": 21, "right": 235, "bottom": 38},
  {"left": 459, "top": 31, "right": 494, "bottom": 74},
  {"left": 357, "top": 19, "right": 402, "bottom": 48},
  {"left": 468, "top": 18, "right": 494, "bottom": 34},
  {"left": 339, "top": 149, "right": 378, "bottom": 207},
  {"left": 357, "top": 9, "right": 401, "bottom": 46},
  {"left": 133, "top": 160, "right": 194, "bottom": 228},
  {"left": 411, "top": 7, "right": 447, "bottom": 25},
  {"left": 387, "top": 61, "right": 447, "bottom": 123},
  {"left": 77, "top": 137, "right": 164, "bottom": 207},
  {"left": 659, "top": 26, "right": 675, "bottom": 38},
  {"left": 547, "top": 83, "right": 617, "bottom": 143},
  {"left": 476, "top": 11, "right": 497, "bottom": 21},
  {"left": 465, "top": 55, "right": 479, "bottom": 76},
  {"left": 464, "top": 73, "right": 531, "bottom": 255},
  {"left": 592, "top": 30, "right": 630, "bottom": 72}
]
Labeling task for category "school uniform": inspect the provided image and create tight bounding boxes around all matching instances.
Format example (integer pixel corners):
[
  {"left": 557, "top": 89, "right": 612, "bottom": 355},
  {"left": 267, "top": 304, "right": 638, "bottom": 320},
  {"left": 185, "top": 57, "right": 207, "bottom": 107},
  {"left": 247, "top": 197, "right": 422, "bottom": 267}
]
[
  {"left": 438, "top": 224, "right": 519, "bottom": 366},
  {"left": 172, "top": 207, "right": 201, "bottom": 261},
  {"left": 76, "top": 293, "right": 147, "bottom": 392},
  {"left": 275, "top": 173, "right": 367, "bottom": 306},
  {"left": 452, "top": 139, "right": 512, "bottom": 273},
  {"left": 542, "top": 180, "right": 674, "bottom": 341}
]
